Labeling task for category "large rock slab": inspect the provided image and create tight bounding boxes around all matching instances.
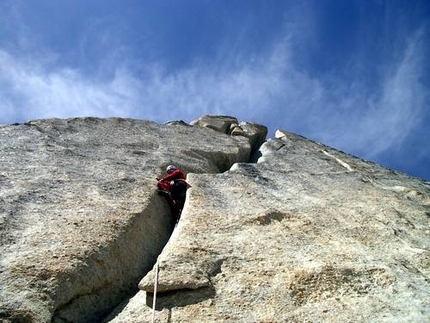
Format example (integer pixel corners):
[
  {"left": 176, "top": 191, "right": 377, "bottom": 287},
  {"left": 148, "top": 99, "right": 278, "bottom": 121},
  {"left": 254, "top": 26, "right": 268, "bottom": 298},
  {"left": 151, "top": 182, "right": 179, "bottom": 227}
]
[
  {"left": 190, "top": 116, "right": 268, "bottom": 152},
  {"left": 0, "top": 117, "right": 254, "bottom": 322},
  {"left": 236, "top": 121, "right": 268, "bottom": 154},
  {"left": 113, "top": 130, "right": 430, "bottom": 322},
  {"left": 190, "top": 115, "right": 238, "bottom": 134}
]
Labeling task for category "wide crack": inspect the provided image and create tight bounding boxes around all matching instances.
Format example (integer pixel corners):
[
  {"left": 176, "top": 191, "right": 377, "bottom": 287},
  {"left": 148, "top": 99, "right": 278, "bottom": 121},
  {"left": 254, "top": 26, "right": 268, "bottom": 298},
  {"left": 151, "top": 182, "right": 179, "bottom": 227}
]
[
  {"left": 55, "top": 124, "right": 267, "bottom": 322},
  {"left": 0, "top": 117, "right": 269, "bottom": 323},
  {"left": 59, "top": 165, "right": 240, "bottom": 321},
  {"left": 52, "top": 192, "right": 176, "bottom": 323},
  {"left": 104, "top": 144, "right": 268, "bottom": 320}
]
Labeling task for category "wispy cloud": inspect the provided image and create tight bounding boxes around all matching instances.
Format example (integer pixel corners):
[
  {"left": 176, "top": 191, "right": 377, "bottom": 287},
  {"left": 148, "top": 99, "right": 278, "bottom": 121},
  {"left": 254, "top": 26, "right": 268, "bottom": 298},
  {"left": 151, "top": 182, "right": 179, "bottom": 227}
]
[
  {"left": 316, "top": 27, "right": 429, "bottom": 159},
  {"left": 0, "top": 50, "right": 135, "bottom": 123},
  {"left": 0, "top": 18, "right": 428, "bottom": 175},
  {"left": 0, "top": 40, "right": 297, "bottom": 124}
]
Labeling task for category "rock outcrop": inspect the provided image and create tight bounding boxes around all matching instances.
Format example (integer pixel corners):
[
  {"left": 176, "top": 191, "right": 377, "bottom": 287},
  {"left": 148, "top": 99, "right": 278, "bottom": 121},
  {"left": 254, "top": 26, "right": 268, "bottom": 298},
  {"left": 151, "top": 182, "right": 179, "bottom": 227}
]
[
  {"left": 112, "top": 131, "right": 430, "bottom": 322},
  {"left": 1, "top": 115, "right": 429, "bottom": 322},
  {"left": 0, "top": 116, "right": 264, "bottom": 322}
]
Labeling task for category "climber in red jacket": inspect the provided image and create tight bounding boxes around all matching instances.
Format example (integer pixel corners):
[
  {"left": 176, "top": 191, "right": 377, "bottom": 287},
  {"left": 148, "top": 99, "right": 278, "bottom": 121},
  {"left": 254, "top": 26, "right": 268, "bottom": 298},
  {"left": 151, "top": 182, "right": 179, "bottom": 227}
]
[
  {"left": 158, "top": 165, "right": 186, "bottom": 185},
  {"left": 157, "top": 165, "right": 189, "bottom": 221}
]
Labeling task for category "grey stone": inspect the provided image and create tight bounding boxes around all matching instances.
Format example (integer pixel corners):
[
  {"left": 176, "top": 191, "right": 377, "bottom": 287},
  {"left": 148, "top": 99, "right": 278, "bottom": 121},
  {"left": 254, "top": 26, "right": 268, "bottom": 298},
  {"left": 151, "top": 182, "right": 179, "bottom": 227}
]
[
  {"left": 2, "top": 117, "right": 429, "bottom": 323},
  {"left": 128, "top": 130, "right": 430, "bottom": 322},
  {"left": 0, "top": 117, "right": 253, "bottom": 322},
  {"left": 190, "top": 115, "right": 238, "bottom": 134},
  {"left": 230, "top": 125, "right": 245, "bottom": 136},
  {"left": 228, "top": 122, "right": 244, "bottom": 136},
  {"left": 239, "top": 121, "right": 268, "bottom": 150}
]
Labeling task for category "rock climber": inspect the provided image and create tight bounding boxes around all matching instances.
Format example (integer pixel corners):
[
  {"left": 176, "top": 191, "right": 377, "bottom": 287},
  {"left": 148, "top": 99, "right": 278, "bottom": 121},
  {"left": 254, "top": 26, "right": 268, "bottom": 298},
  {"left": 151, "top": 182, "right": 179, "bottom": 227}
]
[{"left": 157, "top": 165, "right": 190, "bottom": 221}]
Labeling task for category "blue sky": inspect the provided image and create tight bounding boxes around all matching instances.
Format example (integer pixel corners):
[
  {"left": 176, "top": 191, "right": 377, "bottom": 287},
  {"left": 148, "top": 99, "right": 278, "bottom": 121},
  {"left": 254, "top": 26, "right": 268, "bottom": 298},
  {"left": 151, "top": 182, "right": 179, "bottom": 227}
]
[{"left": 1, "top": 0, "right": 429, "bottom": 181}]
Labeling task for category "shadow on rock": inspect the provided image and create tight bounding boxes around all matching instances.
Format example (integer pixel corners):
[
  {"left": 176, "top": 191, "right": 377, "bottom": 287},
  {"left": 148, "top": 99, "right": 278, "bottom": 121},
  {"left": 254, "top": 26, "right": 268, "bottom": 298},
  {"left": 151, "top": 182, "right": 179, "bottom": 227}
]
[{"left": 146, "top": 286, "right": 215, "bottom": 310}]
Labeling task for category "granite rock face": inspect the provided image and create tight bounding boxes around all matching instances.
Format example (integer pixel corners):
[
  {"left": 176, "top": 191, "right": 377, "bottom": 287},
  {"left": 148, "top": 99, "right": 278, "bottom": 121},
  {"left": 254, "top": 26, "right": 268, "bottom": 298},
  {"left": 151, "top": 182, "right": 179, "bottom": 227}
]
[
  {"left": 115, "top": 131, "right": 430, "bottom": 322},
  {"left": 190, "top": 115, "right": 239, "bottom": 134},
  {"left": 190, "top": 116, "right": 268, "bottom": 151},
  {"left": 1, "top": 116, "right": 429, "bottom": 323},
  {"left": 0, "top": 117, "right": 259, "bottom": 322}
]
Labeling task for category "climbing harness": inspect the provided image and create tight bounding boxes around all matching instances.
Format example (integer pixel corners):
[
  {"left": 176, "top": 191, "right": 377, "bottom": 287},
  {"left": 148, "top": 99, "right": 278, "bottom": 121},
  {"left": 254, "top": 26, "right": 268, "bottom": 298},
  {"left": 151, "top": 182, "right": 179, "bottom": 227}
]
[{"left": 151, "top": 260, "right": 160, "bottom": 323}]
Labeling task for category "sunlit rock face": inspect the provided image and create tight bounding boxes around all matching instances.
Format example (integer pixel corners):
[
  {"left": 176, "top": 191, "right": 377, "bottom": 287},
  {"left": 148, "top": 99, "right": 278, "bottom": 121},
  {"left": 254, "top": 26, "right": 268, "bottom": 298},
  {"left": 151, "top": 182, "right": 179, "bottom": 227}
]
[
  {"left": 113, "top": 131, "right": 430, "bottom": 323},
  {"left": 0, "top": 117, "right": 257, "bottom": 323},
  {"left": 1, "top": 116, "right": 429, "bottom": 323}
]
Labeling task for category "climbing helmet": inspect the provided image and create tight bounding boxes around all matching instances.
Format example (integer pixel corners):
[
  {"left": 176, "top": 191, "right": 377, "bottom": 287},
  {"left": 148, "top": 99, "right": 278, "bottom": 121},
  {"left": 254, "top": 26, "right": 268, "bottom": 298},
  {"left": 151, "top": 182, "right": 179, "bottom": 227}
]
[{"left": 166, "top": 165, "right": 177, "bottom": 173}]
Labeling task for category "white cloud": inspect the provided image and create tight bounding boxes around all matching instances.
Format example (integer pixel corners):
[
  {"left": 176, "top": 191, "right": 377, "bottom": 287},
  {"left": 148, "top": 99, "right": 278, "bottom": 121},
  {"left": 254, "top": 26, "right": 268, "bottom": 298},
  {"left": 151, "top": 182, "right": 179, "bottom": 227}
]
[
  {"left": 0, "top": 47, "right": 270, "bottom": 124},
  {"left": 320, "top": 27, "right": 429, "bottom": 159},
  {"left": 0, "top": 50, "right": 136, "bottom": 123},
  {"left": 0, "top": 23, "right": 428, "bottom": 171}
]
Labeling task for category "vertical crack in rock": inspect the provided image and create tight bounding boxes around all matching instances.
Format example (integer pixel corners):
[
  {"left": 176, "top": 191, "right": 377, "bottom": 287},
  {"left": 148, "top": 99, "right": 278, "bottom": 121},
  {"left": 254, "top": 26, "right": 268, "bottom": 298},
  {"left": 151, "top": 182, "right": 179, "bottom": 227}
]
[
  {"left": 1, "top": 116, "right": 267, "bottom": 323},
  {"left": 117, "top": 127, "right": 430, "bottom": 322},
  {"left": 52, "top": 193, "right": 175, "bottom": 322},
  {"left": 104, "top": 117, "right": 269, "bottom": 321}
]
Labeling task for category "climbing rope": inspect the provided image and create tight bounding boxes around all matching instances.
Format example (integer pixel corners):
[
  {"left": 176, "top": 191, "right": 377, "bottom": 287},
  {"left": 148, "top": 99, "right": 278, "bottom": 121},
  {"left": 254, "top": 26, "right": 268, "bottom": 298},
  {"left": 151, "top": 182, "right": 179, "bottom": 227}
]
[{"left": 151, "top": 260, "right": 160, "bottom": 323}]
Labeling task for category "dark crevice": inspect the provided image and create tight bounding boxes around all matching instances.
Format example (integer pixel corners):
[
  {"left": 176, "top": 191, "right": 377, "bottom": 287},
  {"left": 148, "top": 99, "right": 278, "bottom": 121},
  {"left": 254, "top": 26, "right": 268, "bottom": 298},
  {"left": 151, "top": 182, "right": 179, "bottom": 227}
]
[
  {"left": 51, "top": 193, "right": 175, "bottom": 323},
  {"left": 249, "top": 148, "right": 263, "bottom": 163},
  {"left": 56, "top": 124, "right": 268, "bottom": 322},
  {"left": 1, "top": 117, "right": 271, "bottom": 322},
  {"left": 125, "top": 134, "right": 268, "bottom": 316},
  {"left": 53, "top": 280, "right": 135, "bottom": 323}
]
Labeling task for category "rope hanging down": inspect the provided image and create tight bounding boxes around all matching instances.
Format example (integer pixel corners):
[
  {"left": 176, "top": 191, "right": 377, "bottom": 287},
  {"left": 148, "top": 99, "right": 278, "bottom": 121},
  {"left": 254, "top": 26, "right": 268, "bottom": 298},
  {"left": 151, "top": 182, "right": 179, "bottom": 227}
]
[{"left": 151, "top": 260, "right": 160, "bottom": 323}]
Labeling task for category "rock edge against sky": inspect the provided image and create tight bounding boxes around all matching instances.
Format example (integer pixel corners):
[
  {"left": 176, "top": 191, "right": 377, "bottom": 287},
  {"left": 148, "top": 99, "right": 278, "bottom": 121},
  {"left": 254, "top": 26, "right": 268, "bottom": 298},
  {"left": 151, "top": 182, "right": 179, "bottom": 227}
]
[{"left": 0, "top": 115, "right": 429, "bottom": 322}]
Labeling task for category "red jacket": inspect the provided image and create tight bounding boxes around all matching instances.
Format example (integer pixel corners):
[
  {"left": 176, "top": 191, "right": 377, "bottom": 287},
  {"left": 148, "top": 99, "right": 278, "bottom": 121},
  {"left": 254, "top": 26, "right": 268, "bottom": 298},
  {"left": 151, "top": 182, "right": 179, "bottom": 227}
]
[{"left": 160, "top": 169, "right": 186, "bottom": 182}]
